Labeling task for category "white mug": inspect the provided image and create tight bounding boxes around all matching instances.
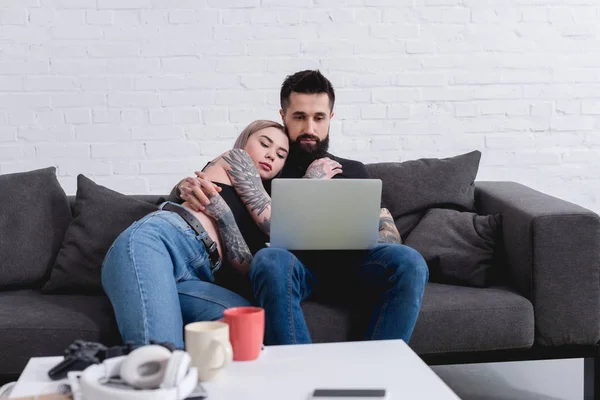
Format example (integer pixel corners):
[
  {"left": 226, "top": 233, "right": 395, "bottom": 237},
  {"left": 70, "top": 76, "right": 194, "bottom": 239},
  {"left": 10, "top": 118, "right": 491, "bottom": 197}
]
[{"left": 184, "top": 321, "right": 233, "bottom": 381}]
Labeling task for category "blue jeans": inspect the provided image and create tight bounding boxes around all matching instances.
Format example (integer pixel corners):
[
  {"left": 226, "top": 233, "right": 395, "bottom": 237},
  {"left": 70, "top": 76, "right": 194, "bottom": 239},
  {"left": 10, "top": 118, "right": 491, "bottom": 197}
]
[
  {"left": 249, "top": 244, "right": 429, "bottom": 345},
  {"left": 101, "top": 202, "right": 251, "bottom": 348}
]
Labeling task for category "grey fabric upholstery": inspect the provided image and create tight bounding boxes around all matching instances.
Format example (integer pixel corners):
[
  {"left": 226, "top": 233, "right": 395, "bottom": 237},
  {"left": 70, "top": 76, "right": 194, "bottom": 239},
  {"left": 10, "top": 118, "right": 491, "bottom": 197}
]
[
  {"left": 405, "top": 209, "right": 504, "bottom": 287},
  {"left": 366, "top": 151, "right": 481, "bottom": 219},
  {"left": 303, "top": 283, "right": 534, "bottom": 354},
  {"left": 475, "top": 181, "right": 600, "bottom": 347},
  {"left": 0, "top": 167, "right": 71, "bottom": 289},
  {"left": 0, "top": 290, "right": 121, "bottom": 376}
]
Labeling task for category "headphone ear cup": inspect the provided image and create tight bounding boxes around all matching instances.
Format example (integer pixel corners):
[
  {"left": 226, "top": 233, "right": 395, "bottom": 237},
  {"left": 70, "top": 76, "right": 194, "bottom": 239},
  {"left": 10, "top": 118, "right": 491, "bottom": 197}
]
[
  {"left": 120, "top": 345, "right": 172, "bottom": 390},
  {"left": 161, "top": 350, "right": 191, "bottom": 389}
]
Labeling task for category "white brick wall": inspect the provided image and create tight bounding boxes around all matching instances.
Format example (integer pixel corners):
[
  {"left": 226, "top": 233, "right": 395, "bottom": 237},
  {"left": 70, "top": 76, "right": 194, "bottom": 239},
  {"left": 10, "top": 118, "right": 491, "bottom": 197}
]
[{"left": 0, "top": 1, "right": 599, "bottom": 214}]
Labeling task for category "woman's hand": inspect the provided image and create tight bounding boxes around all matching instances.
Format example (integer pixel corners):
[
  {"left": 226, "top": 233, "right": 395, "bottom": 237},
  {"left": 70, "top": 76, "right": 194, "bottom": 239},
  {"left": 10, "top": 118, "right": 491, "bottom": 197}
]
[
  {"left": 304, "top": 157, "right": 343, "bottom": 179},
  {"left": 179, "top": 171, "right": 222, "bottom": 212}
]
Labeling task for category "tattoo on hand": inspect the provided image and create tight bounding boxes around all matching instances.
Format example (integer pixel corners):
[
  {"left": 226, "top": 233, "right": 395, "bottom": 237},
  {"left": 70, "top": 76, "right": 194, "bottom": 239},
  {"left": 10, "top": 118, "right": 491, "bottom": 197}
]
[
  {"left": 222, "top": 150, "right": 270, "bottom": 216},
  {"left": 304, "top": 163, "right": 327, "bottom": 179},
  {"left": 204, "top": 193, "right": 252, "bottom": 265}
]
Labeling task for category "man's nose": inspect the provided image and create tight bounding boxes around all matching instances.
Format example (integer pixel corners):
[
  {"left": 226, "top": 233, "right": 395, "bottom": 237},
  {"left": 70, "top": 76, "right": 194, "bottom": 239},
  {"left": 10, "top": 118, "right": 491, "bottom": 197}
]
[{"left": 304, "top": 119, "right": 316, "bottom": 134}]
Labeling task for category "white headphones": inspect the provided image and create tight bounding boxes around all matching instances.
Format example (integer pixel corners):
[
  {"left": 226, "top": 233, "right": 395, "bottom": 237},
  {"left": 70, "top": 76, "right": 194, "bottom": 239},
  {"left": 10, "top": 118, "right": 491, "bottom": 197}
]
[{"left": 79, "top": 345, "right": 198, "bottom": 400}]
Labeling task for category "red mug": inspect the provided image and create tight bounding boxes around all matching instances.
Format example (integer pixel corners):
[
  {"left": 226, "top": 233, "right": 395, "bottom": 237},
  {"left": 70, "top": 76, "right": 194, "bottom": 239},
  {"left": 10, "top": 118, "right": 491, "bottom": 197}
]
[{"left": 223, "top": 306, "right": 265, "bottom": 361}]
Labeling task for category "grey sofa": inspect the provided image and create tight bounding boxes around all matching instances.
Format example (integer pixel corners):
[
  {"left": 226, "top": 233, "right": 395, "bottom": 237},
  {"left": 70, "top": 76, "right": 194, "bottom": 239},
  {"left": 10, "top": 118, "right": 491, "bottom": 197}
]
[{"left": 1, "top": 168, "right": 600, "bottom": 396}]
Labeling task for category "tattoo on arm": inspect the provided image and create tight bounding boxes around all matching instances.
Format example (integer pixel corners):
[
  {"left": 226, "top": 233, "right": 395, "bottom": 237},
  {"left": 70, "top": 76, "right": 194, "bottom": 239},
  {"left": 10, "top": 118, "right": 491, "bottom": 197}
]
[
  {"left": 204, "top": 193, "right": 252, "bottom": 273},
  {"left": 222, "top": 149, "right": 272, "bottom": 235},
  {"left": 378, "top": 208, "right": 402, "bottom": 244}
]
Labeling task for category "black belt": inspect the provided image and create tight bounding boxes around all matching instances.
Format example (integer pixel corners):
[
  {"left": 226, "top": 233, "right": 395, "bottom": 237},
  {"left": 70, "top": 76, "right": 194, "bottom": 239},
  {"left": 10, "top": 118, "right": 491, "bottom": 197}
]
[{"left": 162, "top": 203, "right": 222, "bottom": 273}]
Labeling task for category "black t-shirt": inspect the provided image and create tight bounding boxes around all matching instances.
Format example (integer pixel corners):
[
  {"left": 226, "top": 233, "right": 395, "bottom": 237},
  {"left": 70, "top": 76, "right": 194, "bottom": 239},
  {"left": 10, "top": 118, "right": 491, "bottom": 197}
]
[{"left": 215, "top": 182, "right": 268, "bottom": 256}]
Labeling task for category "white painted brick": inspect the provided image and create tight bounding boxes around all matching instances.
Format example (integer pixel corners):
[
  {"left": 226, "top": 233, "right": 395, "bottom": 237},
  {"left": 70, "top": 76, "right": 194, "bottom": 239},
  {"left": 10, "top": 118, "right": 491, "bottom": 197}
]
[
  {"left": 187, "top": 125, "right": 240, "bottom": 140},
  {"left": 120, "top": 109, "right": 148, "bottom": 125},
  {"left": 88, "top": 44, "right": 140, "bottom": 58},
  {"left": 0, "top": 128, "right": 17, "bottom": 142},
  {"left": 318, "top": 24, "right": 370, "bottom": 40},
  {"left": 229, "top": 107, "right": 277, "bottom": 124},
  {"left": 486, "top": 134, "right": 536, "bottom": 149},
  {"left": 397, "top": 73, "right": 446, "bottom": 87},
  {"left": 113, "top": 161, "right": 139, "bottom": 175},
  {"left": 530, "top": 102, "right": 554, "bottom": 117},
  {"left": 370, "top": 24, "right": 420, "bottom": 39},
  {"left": 454, "top": 103, "right": 479, "bottom": 118},
  {"left": 57, "top": 160, "right": 112, "bottom": 176},
  {"left": 0, "top": 112, "right": 7, "bottom": 125},
  {"left": 0, "top": 146, "right": 26, "bottom": 161},
  {"left": 206, "top": 0, "right": 260, "bottom": 7},
  {"left": 51, "top": 26, "right": 102, "bottom": 40},
  {"left": 562, "top": 150, "right": 600, "bottom": 164},
  {"left": 91, "top": 143, "right": 145, "bottom": 158},
  {"left": 86, "top": 10, "right": 114, "bottom": 25},
  {"left": 139, "top": 160, "right": 194, "bottom": 174},
  {"left": 132, "top": 126, "right": 185, "bottom": 140},
  {"left": 8, "top": 110, "right": 36, "bottom": 125},
  {"left": 161, "top": 57, "right": 217, "bottom": 74},
  {"left": 98, "top": 0, "right": 148, "bottom": 9},
  {"left": 215, "top": 91, "right": 265, "bottom": 106},
  {"left": 145, "top": 140, "right": 201, "bottom": 157},
  {"left": 550, "top": 116, "right": 596, "bottom": 131},
  {"left": 0, "top": 94, "right": 50, "bottom": 109},
  {"left": 36, "top": 143, "right": 89, "bottom": 158},
  {"left": 108, "top": 93, "right": 161, "bottom": 108},
  {"left": 149, "top": 108, "right": 200, "bottom": 125},
  {"left": 361, "top": 105, "right": 386, "bottom": 120},
  {"left": 387, "top": 105, "right": 412, "bottom": 119},
  {"left": 52, "top": 93, "right": 107, "bottom": 108},
  {"left": 24, "top": 76, "right": 77, "bottom": 91},
  {"left": 521, "top": 7, "right": 547, "bottom": 22},
  {"left": 0, "top": 61, "right": 48, "bottom": 75},
  {"left": 202, "top": 109, "right": 229, "bottom": 124},
  {"left": 471, "top": 8, "right": 520, "bottom": 23},
  {"left": 343, "top": 73, "right": 397, "bottom": 88},
  {"left": 0, "top": 77, "right": 23, "bottom": 91},
  {"left": 421, "top": 87, "right": 471, "bottom": 101},
  {"left": 0, "top": 9, "right": 27, "bottom": 25},
  {"left": 51, "top": 60, "right": 107, "bottom": 75},
  {"left": 247, "top": 41, "right": 301, "bottom": 56},
  {"left": 64, "top": 109, "right": 92, "bottom": 125},
  {"left": 472, "top": 85, "right": 523, "bottom": 100},
  {"left": 505, "top": 117, "right": 549, "bottom": 132},
  {"left": 556, "top": 101, "right": 581, "bottom": 115},
  {"left": 37, "top": 109, "right": 65, "bottom": 125},
  {"left": 479, "top": 100, "right": 530, "bottom": 116},
  {"left": 47, "top": 0, "right": 96, "bottom": 8},
  {"left": 216, "top": 57, "right": 267, "bottom": 73},
  {"left": 354, "top": 40, "right": 404, "bottom": 55},
  {"left": 342, "top": 120, "right": 395, "bottom": 136},
  {"left": 536, "top": 132, "right": 586, "bottom": 148},
  {"left": 92, "top": 108, "right": 120, "bottom": 124},
  {"left": 76, "top": 125, "right": 132, "bottom": 141},
  {"left": 406, "top": 40, "right": 436, "bottom": 54},
  {"left": 221, "top": 10, "right": 251, "bottom": 24},
  {"left": 581, "top": 101, "right": 600, "bottom": 115},
  {"left": 30, "top": 44, "right": 87, "bottom": 58},
  {"left": 372, "top": 88, "right": 420, "bottom": 103},
  {"left": 80, "top": 77, "right": 135, "bottom": 91},
  {"left": 266, "top": 58, "right": 320, "bottom": 73},
  {"left": 161, "top": 92, "right": 215, "bottom": 107}
]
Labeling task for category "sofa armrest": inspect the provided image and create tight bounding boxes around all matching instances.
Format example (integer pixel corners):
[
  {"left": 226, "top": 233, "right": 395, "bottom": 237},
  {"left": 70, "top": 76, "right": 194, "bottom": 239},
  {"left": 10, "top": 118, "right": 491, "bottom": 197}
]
[{"left": 475, "top": 181, "right": 600, "bottom": 347}]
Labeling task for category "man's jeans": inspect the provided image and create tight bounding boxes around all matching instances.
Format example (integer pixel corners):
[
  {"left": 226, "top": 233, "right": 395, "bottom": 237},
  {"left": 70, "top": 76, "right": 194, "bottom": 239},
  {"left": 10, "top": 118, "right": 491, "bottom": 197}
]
[
  {"left": 249, "top": 244, "right": 429, "bottom": 345},
  {"left": 101, "top": 203, "right": 251, "bottom": 348}
]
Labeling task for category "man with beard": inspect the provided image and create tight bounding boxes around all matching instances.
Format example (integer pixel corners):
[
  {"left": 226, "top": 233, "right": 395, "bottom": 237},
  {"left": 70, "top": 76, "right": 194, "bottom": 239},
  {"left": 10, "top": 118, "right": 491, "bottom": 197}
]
[{"left": 172, "top": 70, "right": 429, "bottom": 346}]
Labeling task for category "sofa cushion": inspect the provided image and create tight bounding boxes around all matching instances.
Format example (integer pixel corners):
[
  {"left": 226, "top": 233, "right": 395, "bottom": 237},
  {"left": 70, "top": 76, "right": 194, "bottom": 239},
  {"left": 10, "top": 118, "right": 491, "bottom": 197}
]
[
  {"left": 405, "top": 209, "right": 504, "bottom": 287},
  {"left": 0, "top": 289, "right": 121, "bottom": 376},
  {"left": 0, "top": 167, "right": 71, "bottom": 289},
  {"left": 302, "top": 283, "right": 534, "bottom": 355},
  {"left": 42, "top": 175, "right": 157, "bottom": 294},
  {"left": 365, "top": 151, "right": 481, "bottom": 223}
]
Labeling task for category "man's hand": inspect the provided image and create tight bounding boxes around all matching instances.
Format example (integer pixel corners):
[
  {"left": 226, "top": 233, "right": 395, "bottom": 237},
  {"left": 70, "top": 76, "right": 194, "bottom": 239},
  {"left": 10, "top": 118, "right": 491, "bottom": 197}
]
[
  {"left": 179, "top": 171, "right": 222, "bottom": 212},
  {"left": 378, "top": 208, "right": 402, "bottom": 244},
  {"left": 304, "top": 157, "right": 343, "bottom": 179}
]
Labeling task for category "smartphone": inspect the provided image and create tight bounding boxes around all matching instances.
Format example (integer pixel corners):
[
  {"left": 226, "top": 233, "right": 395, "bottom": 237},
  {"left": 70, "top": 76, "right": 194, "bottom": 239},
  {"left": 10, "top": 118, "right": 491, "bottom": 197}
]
[{"left": 311, "top": 388, "right": 387, "bottom": 399}]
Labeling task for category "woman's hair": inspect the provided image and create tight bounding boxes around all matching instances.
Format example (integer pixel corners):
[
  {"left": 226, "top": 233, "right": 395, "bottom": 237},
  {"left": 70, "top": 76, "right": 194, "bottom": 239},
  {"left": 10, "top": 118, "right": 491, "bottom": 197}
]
[{"left": 233, "top": 120, "right": 285, "bottom": 150}]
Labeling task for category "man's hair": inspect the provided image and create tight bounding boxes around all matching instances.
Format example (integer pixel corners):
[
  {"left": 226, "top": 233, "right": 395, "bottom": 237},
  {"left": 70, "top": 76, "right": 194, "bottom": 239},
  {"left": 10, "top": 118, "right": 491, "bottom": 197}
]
[{"left": 280, "top": 70, "right": 335, "bottom": 113}]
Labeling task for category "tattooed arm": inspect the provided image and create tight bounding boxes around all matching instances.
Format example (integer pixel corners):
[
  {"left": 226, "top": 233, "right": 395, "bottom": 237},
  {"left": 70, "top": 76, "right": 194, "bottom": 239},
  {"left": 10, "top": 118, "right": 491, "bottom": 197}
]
[
  {"left": 378, "top": 208, "right": 402, "bottom": 244},
  {"left": 217, "top": 149, "right": 273, "bottom": 236},
  {"left": 203, "top": 192, "right": 253, "bottom": 274}
]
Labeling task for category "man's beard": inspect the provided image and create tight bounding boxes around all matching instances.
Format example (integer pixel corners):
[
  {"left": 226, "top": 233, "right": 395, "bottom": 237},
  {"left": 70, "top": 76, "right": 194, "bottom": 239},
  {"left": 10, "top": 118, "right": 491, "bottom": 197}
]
[{"left": 288, "top": 133, "right": 330, "bottom": 168}]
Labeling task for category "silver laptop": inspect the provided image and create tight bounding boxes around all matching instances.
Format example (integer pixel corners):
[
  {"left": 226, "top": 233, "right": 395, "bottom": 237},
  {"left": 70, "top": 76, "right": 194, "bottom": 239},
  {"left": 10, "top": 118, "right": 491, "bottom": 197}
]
[{"left": 269, "top": 179, "right": 382, "bottom": 250}]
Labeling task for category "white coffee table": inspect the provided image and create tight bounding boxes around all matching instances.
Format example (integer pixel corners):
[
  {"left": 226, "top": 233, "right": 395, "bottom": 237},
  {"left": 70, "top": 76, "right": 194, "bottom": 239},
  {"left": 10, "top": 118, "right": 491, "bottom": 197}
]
[{"left": 9, "top": 340, "right": 459, "bottom": 399}]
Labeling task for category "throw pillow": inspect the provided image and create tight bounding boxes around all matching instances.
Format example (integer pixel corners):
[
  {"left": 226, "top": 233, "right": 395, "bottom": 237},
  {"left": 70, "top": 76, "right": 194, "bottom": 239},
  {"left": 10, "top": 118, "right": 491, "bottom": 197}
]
[
  {"left": 0, "top": 167, "right": 71, "bottom": 289},
  {"left": 404, "top": 208, "right": 504, "bottom": 288},
  {"left": 42, "top": 175, "right": 157, "bottom": 294},
  {"left": 365, "top": 150, "right": 482, "bottom": 219}
]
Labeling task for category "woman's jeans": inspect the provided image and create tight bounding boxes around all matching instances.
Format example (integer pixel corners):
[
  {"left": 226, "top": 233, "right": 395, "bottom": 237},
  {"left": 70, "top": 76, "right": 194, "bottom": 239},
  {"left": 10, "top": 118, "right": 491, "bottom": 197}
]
[{"left": 101, "top": 202, "right": 251, "bottom": 348}]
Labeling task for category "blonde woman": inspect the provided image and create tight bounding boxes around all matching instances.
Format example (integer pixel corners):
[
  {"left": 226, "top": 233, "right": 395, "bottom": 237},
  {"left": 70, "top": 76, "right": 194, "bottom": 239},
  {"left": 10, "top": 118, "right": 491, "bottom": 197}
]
[{"left": 101, "top": 120, "right": 289, "bottom": 348}]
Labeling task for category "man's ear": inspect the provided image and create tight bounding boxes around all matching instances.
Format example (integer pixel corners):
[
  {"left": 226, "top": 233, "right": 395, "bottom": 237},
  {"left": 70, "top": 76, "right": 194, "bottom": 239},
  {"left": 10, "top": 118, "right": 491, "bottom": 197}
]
[
  {"left": 279, "top": 109, "right": 285, "bottom": 123},
  {"left": 330, "top": 111, "right": 335, "bottom": 120}
]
